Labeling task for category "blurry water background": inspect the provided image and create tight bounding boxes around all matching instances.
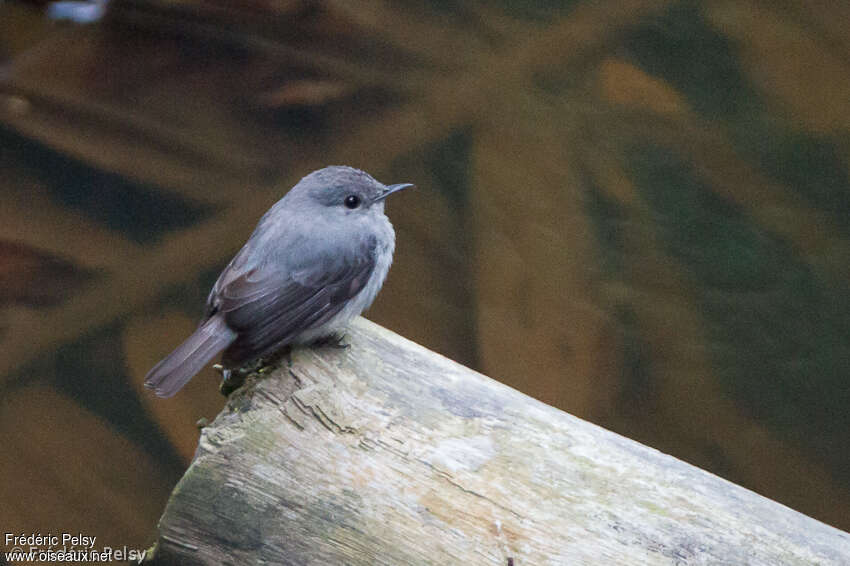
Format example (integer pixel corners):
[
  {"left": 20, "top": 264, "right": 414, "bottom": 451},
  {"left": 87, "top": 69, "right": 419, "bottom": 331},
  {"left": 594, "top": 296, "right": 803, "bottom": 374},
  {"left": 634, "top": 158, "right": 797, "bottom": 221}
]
[{"left": 2, "top": 0, "right": 849, "bottom": 551}]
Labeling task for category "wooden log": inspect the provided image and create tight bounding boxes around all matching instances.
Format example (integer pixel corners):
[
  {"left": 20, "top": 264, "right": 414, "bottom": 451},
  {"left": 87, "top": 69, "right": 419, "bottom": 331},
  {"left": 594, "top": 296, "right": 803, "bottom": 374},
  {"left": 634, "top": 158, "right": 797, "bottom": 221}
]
[{"left": 145, "top": 317, "right": 850, "bottom": 565}]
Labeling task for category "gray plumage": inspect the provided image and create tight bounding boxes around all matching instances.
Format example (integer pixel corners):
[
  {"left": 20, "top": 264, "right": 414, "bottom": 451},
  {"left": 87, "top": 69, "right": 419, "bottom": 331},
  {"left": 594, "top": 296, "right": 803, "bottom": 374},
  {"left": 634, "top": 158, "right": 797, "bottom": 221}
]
[{"left": 144, "top": 166, "right": 412, "bottom": 398}]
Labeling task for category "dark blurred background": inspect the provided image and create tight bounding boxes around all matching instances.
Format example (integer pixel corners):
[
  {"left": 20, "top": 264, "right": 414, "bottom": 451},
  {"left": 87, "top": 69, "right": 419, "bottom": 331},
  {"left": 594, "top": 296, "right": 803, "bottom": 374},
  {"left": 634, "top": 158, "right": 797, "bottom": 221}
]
[{"left": 2, "top": 0, "right": 849, "bottom": 553}]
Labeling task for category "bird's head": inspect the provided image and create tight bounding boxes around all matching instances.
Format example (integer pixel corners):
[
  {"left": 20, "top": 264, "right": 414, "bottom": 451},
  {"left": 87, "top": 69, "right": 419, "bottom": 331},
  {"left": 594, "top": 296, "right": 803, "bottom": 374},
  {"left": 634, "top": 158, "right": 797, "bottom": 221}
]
[{"left": 289, "top": 166, "right": 413, "bottom": 220}]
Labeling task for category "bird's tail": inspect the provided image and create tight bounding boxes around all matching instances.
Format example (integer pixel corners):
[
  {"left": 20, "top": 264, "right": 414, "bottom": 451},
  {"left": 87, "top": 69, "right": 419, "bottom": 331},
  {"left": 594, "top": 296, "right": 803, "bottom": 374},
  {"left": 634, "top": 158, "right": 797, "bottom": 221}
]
[{"left": 144, "top": 315, "right": 237, "bottom": 398}]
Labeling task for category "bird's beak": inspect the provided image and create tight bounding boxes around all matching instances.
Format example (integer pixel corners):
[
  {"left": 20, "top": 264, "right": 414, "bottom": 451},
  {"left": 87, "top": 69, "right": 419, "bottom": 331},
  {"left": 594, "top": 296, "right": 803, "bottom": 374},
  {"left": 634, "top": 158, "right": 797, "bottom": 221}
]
[{"left": 375, "top": 183, "right": 414, "bottom": 202}]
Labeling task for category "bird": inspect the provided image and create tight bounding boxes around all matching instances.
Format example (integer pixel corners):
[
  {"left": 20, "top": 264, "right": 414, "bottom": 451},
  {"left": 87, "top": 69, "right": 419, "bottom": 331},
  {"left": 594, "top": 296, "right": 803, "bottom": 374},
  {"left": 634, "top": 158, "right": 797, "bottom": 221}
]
[{"left": 144, "top": 166, "right": 412, "bottom": 398}]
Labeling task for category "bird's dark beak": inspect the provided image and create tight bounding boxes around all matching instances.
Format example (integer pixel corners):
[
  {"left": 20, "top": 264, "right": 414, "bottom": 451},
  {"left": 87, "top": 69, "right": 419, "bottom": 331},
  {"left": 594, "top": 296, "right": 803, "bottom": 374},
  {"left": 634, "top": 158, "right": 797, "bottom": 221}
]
[{"left": 375, "top": 183, "right": 414, "bottom": 202}]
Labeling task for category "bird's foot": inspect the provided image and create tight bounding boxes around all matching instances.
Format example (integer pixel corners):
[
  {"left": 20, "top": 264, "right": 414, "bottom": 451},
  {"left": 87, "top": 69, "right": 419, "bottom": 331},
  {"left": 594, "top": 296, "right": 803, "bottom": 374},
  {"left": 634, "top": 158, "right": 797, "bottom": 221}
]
[
  {"left": 214, "top": 363, "right": 244, "bottom": 397},
  {"left": 313, "top": 332, "right": 350, "bottom": 349},
  {"left": 214, "top": 352, "right": 288, "bottom": 397},
  {"left": 255, "top": 346, "right": 290, "bottom": 373}
]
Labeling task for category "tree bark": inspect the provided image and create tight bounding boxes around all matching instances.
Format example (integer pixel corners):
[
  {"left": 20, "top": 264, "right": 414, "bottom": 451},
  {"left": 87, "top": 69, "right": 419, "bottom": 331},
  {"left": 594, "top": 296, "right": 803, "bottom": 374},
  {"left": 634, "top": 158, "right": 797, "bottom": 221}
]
[{"left": 145, "top": 317, "right": 850, "bottom": 565}]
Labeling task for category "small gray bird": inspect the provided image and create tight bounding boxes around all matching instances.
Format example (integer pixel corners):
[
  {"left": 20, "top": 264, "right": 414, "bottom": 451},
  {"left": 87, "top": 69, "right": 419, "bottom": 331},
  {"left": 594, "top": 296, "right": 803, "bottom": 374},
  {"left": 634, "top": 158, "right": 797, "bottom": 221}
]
[{"left": 144, "top": 166, "right": 412, "bottom": 397}]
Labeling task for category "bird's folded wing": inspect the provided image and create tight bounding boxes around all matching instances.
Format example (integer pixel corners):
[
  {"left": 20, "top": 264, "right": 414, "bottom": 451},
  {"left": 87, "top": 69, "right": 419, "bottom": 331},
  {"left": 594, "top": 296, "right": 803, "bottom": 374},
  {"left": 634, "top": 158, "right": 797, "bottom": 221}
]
[{"left": 211, "top": 235, "right": 377, "bottom": 363}]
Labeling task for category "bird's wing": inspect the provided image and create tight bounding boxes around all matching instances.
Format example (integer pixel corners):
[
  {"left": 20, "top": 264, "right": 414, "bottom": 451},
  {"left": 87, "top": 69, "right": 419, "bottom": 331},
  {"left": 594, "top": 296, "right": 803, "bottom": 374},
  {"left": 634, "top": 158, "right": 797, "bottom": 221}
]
[{"left": 210, "top": 234, "right": 377, "bottom": 363}]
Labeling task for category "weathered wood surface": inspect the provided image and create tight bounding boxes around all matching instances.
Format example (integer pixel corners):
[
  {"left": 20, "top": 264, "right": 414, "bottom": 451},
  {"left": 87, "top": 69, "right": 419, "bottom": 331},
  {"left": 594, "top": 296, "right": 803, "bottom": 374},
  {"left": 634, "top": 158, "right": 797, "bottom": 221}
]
[{"left": 146, "top": 317, "right": 850, "bottom": 565}]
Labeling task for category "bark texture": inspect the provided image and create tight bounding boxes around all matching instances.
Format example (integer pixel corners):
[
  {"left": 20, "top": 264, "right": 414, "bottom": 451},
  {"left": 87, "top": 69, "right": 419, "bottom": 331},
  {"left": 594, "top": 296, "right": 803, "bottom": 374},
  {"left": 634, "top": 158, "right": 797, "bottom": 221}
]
[{"left": 146, "top": 318, "right": 850, "bottom": 565}]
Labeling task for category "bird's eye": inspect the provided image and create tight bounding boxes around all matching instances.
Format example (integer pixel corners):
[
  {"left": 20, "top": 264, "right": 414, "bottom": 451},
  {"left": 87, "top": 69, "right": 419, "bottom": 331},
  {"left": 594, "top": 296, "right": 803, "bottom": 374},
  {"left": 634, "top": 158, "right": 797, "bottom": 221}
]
[{"left": 344, "top": 195, "right": 361, "bottom": 209}]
